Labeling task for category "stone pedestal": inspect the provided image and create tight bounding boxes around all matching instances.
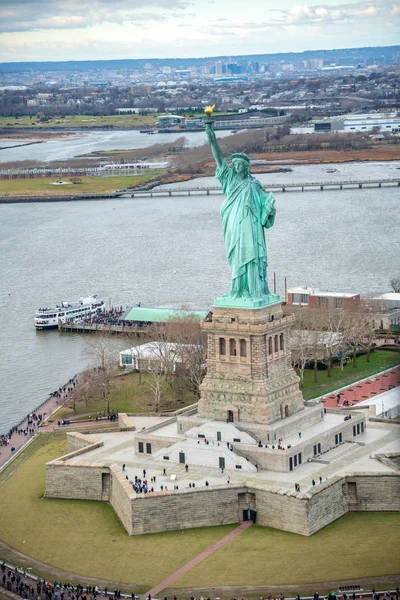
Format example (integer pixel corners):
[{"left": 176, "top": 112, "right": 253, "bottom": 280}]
[{"left": 197, "top": 301, "right": 304, "bottom": 425}]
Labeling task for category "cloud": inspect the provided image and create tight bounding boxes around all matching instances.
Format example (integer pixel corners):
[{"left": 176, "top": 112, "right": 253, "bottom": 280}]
[
  {"left": 273, "top": 0, "right": 398, "bottom": 25},
  {"left": 0, "top": 0, "right": 191, "bottom": 33}
]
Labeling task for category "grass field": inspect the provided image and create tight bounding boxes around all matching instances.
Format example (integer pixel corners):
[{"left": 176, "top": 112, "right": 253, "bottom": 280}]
[
  {"left": 0, "top": 172, "right": 162, "bottom": 196},
  {"left": 173, "top": 513, "right": 400, "bottom": 588},
  {"left": 0, "top": 112, "right": 236, "bottom": 131},
  {"left": 54, "top": 371, "right": 195, "bottom": 421},
  {"left": 0, "top": 114, "right": 158, "bottom": 129},
  {"left": 0, "top": 434, "right": 398, "bottom": 590},
  {"left": 301, "top": 350, "right": 400, "bottom": 399},
  {"left": 0, "top": 434, "right": 236, "bottom": 589}
]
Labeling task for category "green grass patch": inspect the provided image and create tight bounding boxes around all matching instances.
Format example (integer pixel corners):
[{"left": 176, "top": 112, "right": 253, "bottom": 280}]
[
  {"left": 0, "top": 172, "right": 162, "bottom": 196},
  {"left": 0, "top": 114, "right": 158, "bottom": 129},
  {"left": 55, "top": 371, "right": 195, "bottom": 421},
  {"left": 300, "top": 350, "right": 400, "bottom": 400},
  {"left": 0, "top": 434, "right": 236, "bottom": 589},
  {"left": 0, "top": 112, "right": 239, "bottom": 130},
  {"left": 174, "top": 513, "right": 400, "bottom": 588}
]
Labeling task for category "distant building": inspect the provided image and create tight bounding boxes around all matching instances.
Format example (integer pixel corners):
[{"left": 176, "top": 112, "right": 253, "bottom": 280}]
[
  {"left": 130, "top": 84, "right": 152, "bottom": 95},
  {"left": 158, "top": 115, "right": 185, "bottom": 127},
  {"left": 185, "top": 118, "right": 203, "bottom": 128},
  {"left": 370, "top": 307, "right": 400, "bottom": 330},
  {"left": 344, "top": 113, "right": 400, "bottom": 133},
  {"left": 370, "top": 293, "right": 400, "bottom": 311},
  {"left": 313, "top": 113, "right": 400, "bottom": 134},
  {"left": 215, "top": 61, "right": 224, "bottom": 76},
  {"left": 287, "top": 287, "right": 360, "bottom": 309}
]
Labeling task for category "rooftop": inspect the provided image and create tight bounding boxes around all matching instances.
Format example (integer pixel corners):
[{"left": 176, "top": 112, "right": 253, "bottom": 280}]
[
  {"left": 288, "top": 287, "right": 359, "bottom": 298},
  {"left": 123, "top": 306, "right": 208, "bottom": 323}
]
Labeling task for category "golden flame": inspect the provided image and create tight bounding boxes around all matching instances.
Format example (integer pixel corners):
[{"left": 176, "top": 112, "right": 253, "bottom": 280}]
[{"left": 204, "top": 104, "right": 216, "bottom": 116}]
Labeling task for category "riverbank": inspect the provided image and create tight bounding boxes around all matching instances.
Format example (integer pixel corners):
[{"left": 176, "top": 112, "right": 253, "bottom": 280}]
[
  {"left": 0, "top": 131, "right": 81, "bottom": 141},
  {"left": 0, "top": 172, "right": 161, "bottom": 200}
]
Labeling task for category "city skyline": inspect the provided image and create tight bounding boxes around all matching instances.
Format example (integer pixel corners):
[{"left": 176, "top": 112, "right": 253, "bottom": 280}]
[{"left": 1, "top": 0, "right": 399, "bottom": 63}]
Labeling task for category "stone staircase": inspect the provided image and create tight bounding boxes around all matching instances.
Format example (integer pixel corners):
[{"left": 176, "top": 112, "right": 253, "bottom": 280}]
[
  {"left": 185, "top": 421, "right": 256, "bottom": 445},
  {"left": 315, "top": 442, "right": 358, "bottom": 464},
  {"left": 152, "top": 440, "right": 257, "bottom": 472}
]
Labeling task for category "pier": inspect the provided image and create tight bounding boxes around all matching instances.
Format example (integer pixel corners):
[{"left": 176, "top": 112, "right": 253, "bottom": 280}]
[
  {"left": 130, "top": 179, "right": 400, "bottom": 197},
  {"left": 58, "top": 321, "right": 145, "bottom": 334}
]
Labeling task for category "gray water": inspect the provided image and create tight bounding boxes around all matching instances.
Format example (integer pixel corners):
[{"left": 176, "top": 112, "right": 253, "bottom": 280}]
[
  {"left": 0, "top": 164, "right": 399, "bottom": 434},
  {"left": 0, "top": 129, "right": 233, "bottom": 163}
]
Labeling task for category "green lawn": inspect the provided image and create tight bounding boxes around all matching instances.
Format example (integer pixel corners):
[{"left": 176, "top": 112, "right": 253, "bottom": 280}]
[
  {"left": 174, "top": 514, "right": 400, "bottom": 588},
  {"left": 0, "top": 172, "right": 162, "bottom": 196},
  {"left": 0, "top": 434, "right": 236, "bottom": 589},
  {"left": 0, "top": 114, "right": 158, "bottom": 129},
  {"left": 0, "top": 112, "right": 237, "bottom": 130},
  {"left": 301, "top": 350, "right": 400, "bottom": 400},
  {"left": 55, "top": 371, "right": 195, "bottom": 421},
  {"left": 0, "top": 435, "right": 397, "bottom": 590}
]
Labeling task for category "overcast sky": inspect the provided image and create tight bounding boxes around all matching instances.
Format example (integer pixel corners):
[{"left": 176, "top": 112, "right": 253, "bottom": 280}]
[{"left": 1, "top": 0, "right": 399, "bottom": 63}]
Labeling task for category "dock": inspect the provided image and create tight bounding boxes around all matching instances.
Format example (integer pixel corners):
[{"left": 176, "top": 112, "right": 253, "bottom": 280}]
[
  {"left": 58, "top": 322, "right": 146, "bottom": 335},
  {"left": 130, "top": 179, "right": 400, "bottom": 197}
]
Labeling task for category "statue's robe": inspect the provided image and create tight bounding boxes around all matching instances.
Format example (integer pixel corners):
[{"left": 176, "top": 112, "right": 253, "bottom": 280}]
[{"left": 216, "top": 161, "right": 275, "bottom": 299}]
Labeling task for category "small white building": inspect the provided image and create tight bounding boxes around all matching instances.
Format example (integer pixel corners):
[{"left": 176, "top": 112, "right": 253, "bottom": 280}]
[{"left": 120, "top": 342, "right": 199, "bottom": 374}]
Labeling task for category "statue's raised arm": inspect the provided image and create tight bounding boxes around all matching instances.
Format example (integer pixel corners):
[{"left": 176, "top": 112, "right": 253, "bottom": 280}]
[{"left": 205, "top": 120, "right": 225, "bottom": 168}]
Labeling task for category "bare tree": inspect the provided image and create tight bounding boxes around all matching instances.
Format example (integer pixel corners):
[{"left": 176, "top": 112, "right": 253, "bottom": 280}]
[
  {"left": 166, "top": 315, "right": 207, "bottom": 398},
  {"left": 145, "top": 363, "right": 170, "bottom": 413},
  {"left": 75, "top": 369, "right": 97, "bottom": 406},
  {"left": 342, "top": 309, "right": 366, "bottom": 369},
  {"left": 83, "top": 332, "right": 124, "bottom": 414},
  {"left": 319, "top": 309, "right": 345, "bottom": 377},
  {"left": 123, "top": 327, "right": 147, "bottom": 384},
  {"left": 288, "top": 311, "right": 314, "bottom": 387},
  {"left": 390, "top": 277, "right": 400, "bottom": 293},
  {"left": 66, "top": 387, "right": 81, "bottom": 415},
  {"left": 288, "top": 310, "right": 326, "bottom": 384}
]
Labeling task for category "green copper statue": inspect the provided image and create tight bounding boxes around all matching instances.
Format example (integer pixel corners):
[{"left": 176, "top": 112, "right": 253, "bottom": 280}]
[{"left": 204, "top": 110, "right": 279, "bottom": 308}]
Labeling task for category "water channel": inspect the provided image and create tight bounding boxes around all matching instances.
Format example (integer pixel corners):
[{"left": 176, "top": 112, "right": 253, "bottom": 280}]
[{"left": 0, "top": 156, "right": 399, "bottom": 434}]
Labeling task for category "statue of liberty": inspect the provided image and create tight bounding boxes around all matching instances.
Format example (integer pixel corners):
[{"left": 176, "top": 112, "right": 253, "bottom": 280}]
[{"left": 204, "top": 111, "right": 278, "bottom": 308}]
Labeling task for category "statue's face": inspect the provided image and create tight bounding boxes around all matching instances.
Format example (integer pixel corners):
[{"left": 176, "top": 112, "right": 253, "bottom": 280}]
[{"left": 232, "top": 159, "right": 248, "bottom": 175}]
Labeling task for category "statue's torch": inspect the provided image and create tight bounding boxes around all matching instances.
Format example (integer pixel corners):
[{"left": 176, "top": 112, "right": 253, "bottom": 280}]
[{"left": 204, "top": 104, "right": 216, "bottom": 130}]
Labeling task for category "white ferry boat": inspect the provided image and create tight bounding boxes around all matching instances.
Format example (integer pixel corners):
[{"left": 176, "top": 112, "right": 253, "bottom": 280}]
[{"left": 34, "top": 295, "right": 105, "bottom": 329}]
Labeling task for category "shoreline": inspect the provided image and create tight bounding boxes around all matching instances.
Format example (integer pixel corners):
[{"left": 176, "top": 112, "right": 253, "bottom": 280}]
[{"left": 0, "top": 375, "right": 77, "bottom": 471}]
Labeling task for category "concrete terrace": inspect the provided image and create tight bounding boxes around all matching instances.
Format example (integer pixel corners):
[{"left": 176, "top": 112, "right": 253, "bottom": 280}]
[{"left": 64, "top": 414, "right": 399, "bottom": 493}]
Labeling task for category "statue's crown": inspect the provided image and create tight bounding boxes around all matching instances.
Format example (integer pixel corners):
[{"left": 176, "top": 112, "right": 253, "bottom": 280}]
[{"left": 230, "top": 152, "right": 250, "bottom": 163}]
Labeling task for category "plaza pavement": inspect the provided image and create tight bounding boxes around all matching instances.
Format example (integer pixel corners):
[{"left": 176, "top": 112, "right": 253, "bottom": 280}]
[
  {"left": 322, "top": 365, "right": 400, "bottom": 408},
  {"left": 65, "top": 415, "right": 400, "bottom": 494}
]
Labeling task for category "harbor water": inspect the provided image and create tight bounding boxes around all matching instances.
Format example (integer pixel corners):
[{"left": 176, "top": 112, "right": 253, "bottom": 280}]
[
  {"left": 0, "top": 161, "right": 399, "bottom": 434},
  {"left": 0, "top": 129, "right": 233, "bottom": 164}
]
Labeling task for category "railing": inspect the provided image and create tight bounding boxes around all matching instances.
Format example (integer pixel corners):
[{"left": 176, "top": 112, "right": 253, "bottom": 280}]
[{"left": 131, "top": 179, "right": 400, "bottom": 196}]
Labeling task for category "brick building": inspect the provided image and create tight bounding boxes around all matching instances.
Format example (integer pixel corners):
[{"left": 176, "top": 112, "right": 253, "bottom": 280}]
[{"left": 287, "top": 287, "right": 360, "bottom": 309}]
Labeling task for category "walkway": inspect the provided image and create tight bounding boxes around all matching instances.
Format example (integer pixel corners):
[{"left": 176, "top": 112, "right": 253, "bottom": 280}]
[
  {"left": 321, "top": 365, "right": 400, "bottom": 408},
  {"left": 140, "top": 521, "right": 253, "bottom": 600},
  {"left": 0, "top": 375, "right": 87, "bottom": 471}
]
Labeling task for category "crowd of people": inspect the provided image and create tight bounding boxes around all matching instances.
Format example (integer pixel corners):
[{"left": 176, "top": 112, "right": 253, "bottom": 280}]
[
  {"left": 0, "top": 412, "right": 43, "bottom": 454},
  {"left": 257, "top": 436, "right": 292, "bottom": 451},
  {"left": 78, "top": 307, "right": 131, "bottom": 328},
  {"left": 0, "top": 376, "right": 79, "bottom": 462},
  {"left": 50, "top": 377, "right": 79, "bottom": 404},
  {"left": 2, "top": 563, "right": 399, "bottom": 600},
  {"left": 1, "top": 564, "right": 134, "bottom": 600},
  {"left": 122, "top": 466, "right": 216, "bottom": 495}
]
